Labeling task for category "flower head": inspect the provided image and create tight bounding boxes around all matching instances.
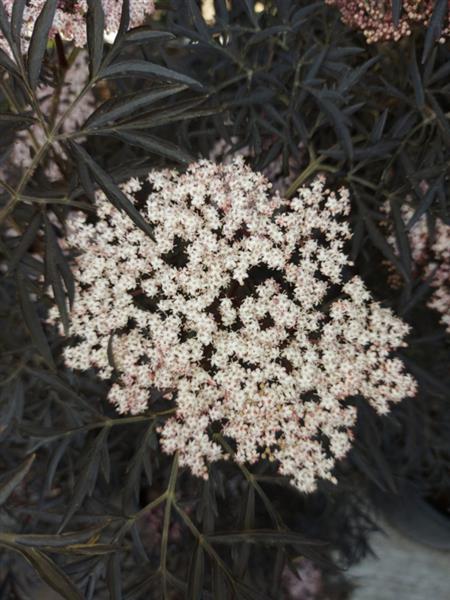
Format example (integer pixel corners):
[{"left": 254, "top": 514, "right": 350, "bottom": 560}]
[
  {"left": 326, "top": 0, "right": 450, "bottom": 44},
  {"left": 387, "top": 203, "right": 450, "bottom": 333},
  {"left": 49, "top": 159, "right": 416, "bottom": 492},
  {"left": 0, "top": 1, "right": 155, "bottom": 53}
]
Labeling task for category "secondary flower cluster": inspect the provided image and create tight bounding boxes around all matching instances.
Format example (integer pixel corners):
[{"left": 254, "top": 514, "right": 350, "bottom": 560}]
[
  {"left": 49, "top": 159, "right": 417, "bottom": 492},
  {"left": 388, "top": 204, "right": 450, "bottom": 333},
  {"left": 0, "top": 1, "right": 155, "bottom": 52},
  {"left": 326, "top": 0, "right": 450, "bottom": 43},
  {"left": 0, "top": 51, "right": 94, "bottom": 184}
]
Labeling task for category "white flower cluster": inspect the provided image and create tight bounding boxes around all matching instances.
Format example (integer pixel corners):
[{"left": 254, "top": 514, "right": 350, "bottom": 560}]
[
  {"left": 326, "top": 0, "right": 450, "bottom": 44},
  {"left": 0, "top": 1, "right": 155, "bottom": 53},
  {"left": 49, "top": 159, "right": 417, "bottom": 492},
  {"left": 0, "top": 51, "right": 94, "bottom": 184},
  {"left": 388, "top": 204, "right": 450, "bottom": 333},
  {"left": 209, "top": 137, "right": 304, "bottom": 194}
]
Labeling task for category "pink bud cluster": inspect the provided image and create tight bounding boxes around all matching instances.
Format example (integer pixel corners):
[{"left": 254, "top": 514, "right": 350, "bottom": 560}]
[
  {"left": 326, "top": 0, "right": 450, "bottom": 43},
  {"left": 0, "top": 1, "right": 155, "bottom": 53},
  {"left": 388, "top": 204, "right": 450, "bottom": 333},
  {"left": 49, "top": 159, "right": 416, "bottom": 492}
]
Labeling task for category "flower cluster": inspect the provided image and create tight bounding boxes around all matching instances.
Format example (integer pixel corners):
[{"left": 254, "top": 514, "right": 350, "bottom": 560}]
[
  {"left": 210, "top": 137, "right": 304, "bottom": 195},
  {"left": 388, "top": 204, "right": 450, "bottom": 333},
  {"left": 0, "top": 51, "right": 94, "bottom": 184},
  {"left": 326, "top": 0, "right": 450, "bottom": 43},
  {"left": 0, "top": 1, "right": 155, "bottom": 53},
  {"left": 49, "top": 159, "right": 416, "bottom": 492}
]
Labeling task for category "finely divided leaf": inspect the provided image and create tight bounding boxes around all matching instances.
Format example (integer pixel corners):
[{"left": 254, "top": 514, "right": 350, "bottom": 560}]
[
  {"left": 12, "top": 546, "right": 83, "bottom": 600},
  {"left": 392, "top": 0, "right": 402, "bottom": 26},
  {"left": 187, "top": 543, "right": 205, "bottom": 600},
  {"left": 8, "top": 211, "right": 41, "bottom": 272},
  {"left": 17, "top": 271, "right": 55, "bottom": 369},
  {"left": 69, "top": 142, "right": 155, "bottom": 239},
  {"left": 110, "top": 131, "right": 193, "bottom": 164},
  {"left": 27, "top": 0, "right": 58, "bottom": 89},
  {"left": 0, "top": 1, "right": 13, "bottom": 47},
  {"left": 0, "top": 454, "right": 35, "bottom": 506},
  {"left": 86, "top": 0, "right": 105, "bottom": 77},
  {"left": 58, "top": 427, "right": 110, "bottom": 533},
  {"left": 85, "top": 85, "right": 186, "bottom": 129},
  {"left": 101, "top": 60, "right": 202, "bottom": 89},
  {"left": 409, "top": 46, "right": 425, "bottom": 109},
  {"left": 11, "top": 0, "right": 26, "bottom": 46},
  {"left": 422, "top": 0, "right": 448, "bottom": 63}
]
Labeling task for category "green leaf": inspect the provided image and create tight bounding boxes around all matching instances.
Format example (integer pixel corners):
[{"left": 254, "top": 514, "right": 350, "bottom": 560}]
[
  {"left": 68, "top": 142, "right": 155, "bottom": 240},
  {"left": 242, "top": 0, "right": 259, "bottom": 27},
  {"left": 392, "top": 0, "right": 402, "bottom": 26},
  {"left": 312, "top": 93, "right": 353, "bottom": 161},
  {"left": 207, "top": 529, "right": 326, "bottom": 546},
  {"left": 212, "top": 564, "right": 229, "bottom": 600},
  {"left": 107, "top": 553, "right": 122, "bottom": 600},
  {"left": 187, "top": 543, "right": 205, "bottom": 600},
  {"left": 428, "top": 58, "right": 450, "bottom": 85},
  {"left": 14, "top": 526, "right": 106, "bottom": 548},
  {"left": 113, "top": 97, "right": 212, "bottom": 131},
  {"left": 25, "top": 368, "right": 93, "bottom": 407},
  {"left": 109, "top": 131, "right": 193, "bottom": 164},
  {"left": 0, "top": 380, "right": 24, "bottom": 443},
  {"left": 0, "top": 112, "right": 37, "bottom": 128},
  {"left": 235, "top": 580, "right": 270, "bottom": 600},
  {"left": 355, "top": 196, "right": 409, "bottom": 283},
  {"left": 123, "top": 425, "right": 155, "bottom": 508},
  {"left": 0, "top": 2, "right": 13, "bottom": 47},
  {"left": 124, "top": 28, "right": 175, "bottom": 44},
  {"left": 11, "top": 0, "right": 26, "bottom": 47},
  {"left": 370, "top": 109, "right": 388, "bottom": 143},
  {"left": 406, "top": 176, "right": 444, "bottom": 231},
  {"left": 100, "top": 439, "right": 111, "bottom": 484},
  {"left": 17, "top": 271, "right": 55, "bottom": 369},
  {"left": 0, "top": 454, "right": 35, "bottom": 506},
  {"left": 8, "top": 211, "right": 41, "bottom": 272},
  {"left": 354, "top": 405, "right": 398, "bottom": 494},
  {"left": 100, "top": 0, "right": 129, "bottom": 69},
  {"left": 85, "top": 85, "right": 187, "bottom": 129},
  {"left": 409, "top": 45, "right": 424, "bottom": 109},
  {"left": 422, "top": 0, "right": 448, "bottom": 63},
  {"left": 101, "top": 60, "right": 202, "bottom": 89},
  {"left": 246, "top": 25, "right": 290, "bottom": 46},
  {"left": 10, "top": 545, "right": 83, "bottom": 600},
  {"left": 188, "top": 0, "right": 209, "bottom": 39},
  {"left": 427, "top": 92, "right": 450, "bottom": 146},
  {"left": 27, "top": 0, "right": 57, "bottom": 89},
  {"left": 86, "top": 0, "right": 104, "bottom": 77},
  {"left": 401, "top": 276, "right": 434, "bottom": 316},
  {"left": 69, "top": 145, "right": 96, "bottom": 203},
  {"left": 116, "top": 0, "right": 130, "bottom": 40},
  {"left": 123, "top": 568, "right": 160, "bottom": 599},
  {"left": 44, "top": 437, "right": 71, "bottom": 494},
  {"left": 58, "top": 426, "right": 110, "bottom": 532},
  {"left": 338, "top": 56, "right": 379, "bottom": 94},
  {"left": 390, "top": 199, "right": 412, "bottom": 280},
  {"left": 0, "top": 47, "right": 18, "bottom": 73},
  {"left": 44, "top": 216, "right": 70, "bottom": 334}
]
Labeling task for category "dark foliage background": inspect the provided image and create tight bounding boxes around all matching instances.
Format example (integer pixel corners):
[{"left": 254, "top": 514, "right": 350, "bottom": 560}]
[{"left": 0, "top": 0, "right": 449, "bottom": 598}]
